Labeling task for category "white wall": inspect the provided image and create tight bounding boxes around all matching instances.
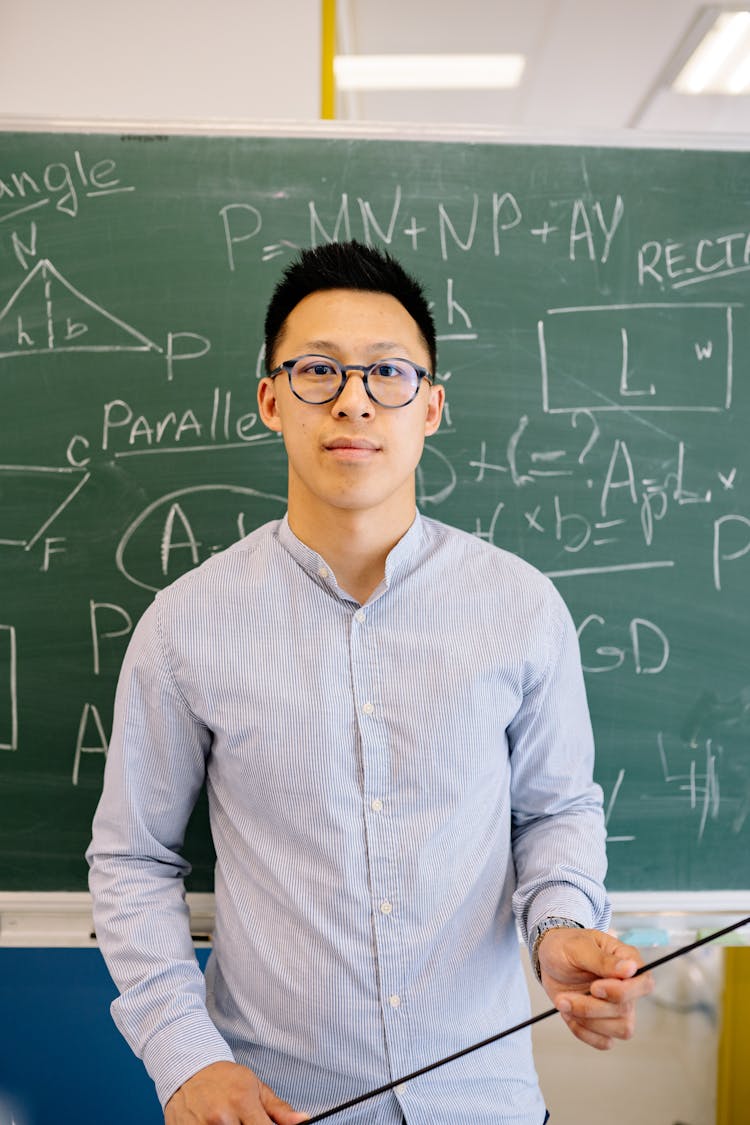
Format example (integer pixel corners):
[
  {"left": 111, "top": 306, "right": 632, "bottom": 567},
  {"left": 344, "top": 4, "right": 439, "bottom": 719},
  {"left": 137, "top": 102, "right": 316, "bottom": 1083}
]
[{"left": 1, "top": 0, "right": 320, "bottom": 124}]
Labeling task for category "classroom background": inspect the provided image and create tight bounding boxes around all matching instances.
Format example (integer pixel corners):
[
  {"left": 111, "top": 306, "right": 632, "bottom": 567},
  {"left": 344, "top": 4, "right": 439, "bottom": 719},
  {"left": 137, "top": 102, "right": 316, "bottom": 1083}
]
[{"left": 1, "top": 3, "right": 749, "bottom": 1125}]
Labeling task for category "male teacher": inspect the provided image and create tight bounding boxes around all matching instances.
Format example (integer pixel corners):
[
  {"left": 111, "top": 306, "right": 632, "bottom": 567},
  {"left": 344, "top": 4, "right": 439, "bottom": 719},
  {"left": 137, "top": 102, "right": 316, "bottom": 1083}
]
[{"left": 87, "top": 240, "right": 652, "bottom": 1125}]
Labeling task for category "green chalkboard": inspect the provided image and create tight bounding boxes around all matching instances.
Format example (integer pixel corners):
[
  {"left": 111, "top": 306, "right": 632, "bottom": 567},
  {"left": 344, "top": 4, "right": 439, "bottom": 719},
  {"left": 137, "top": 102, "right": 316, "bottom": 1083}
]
[{"left": 0, "top": 129, "right": 748, "bottom": 894}]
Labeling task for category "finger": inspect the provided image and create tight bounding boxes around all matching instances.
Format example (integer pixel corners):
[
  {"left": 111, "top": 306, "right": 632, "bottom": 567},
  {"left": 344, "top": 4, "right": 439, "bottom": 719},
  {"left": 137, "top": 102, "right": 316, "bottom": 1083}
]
[
  {"left": 560, "top": 1011, "right": 615, "bottom": 1051},
  {"left": 590, "top": 971, "right": 654, "bottom": 1003},
  {"left": 259, "top": 1081, "right": 310, "bottom": 1124},
  {"left": 557, "top": 993, "right": 627, "bottom": 1022},
  {"left": 576, "top": 1013, "right": 636, "bottom": 1041},
  {"left": 558, "top": 997, "right": 637, "bottom": 1039},
  {"left": 559, "top": 997, "right": 637, "bottom": 1038},
  {"left": 599, "top": 935, "right": 653, "bottom": 977},
  {"left": 558, "top": 977, "right": 651, "bottom": 1017}
]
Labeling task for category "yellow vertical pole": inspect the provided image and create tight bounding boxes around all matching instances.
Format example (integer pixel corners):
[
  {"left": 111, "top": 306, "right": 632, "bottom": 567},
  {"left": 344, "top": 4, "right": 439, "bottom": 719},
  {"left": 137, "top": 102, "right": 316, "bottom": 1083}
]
[
  {"left": 716, "top": 947, "right": 750, "bottom": 1125},
  {"left": 321, "top": 0, "right": 336, "bottom": 119}
]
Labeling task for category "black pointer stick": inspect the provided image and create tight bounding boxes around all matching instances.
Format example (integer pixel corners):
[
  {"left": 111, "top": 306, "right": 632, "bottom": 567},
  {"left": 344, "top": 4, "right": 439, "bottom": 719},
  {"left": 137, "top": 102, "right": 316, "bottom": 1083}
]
[{"left": 304, "top": 915, "right": 750, "bottom": 1124}]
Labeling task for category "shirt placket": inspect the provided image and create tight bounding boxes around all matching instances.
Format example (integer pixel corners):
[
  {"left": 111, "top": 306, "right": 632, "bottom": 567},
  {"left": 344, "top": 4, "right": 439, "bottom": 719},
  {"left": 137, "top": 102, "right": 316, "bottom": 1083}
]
[{"left": 348, "top": 602, "right": 410, "bottom": 1088}]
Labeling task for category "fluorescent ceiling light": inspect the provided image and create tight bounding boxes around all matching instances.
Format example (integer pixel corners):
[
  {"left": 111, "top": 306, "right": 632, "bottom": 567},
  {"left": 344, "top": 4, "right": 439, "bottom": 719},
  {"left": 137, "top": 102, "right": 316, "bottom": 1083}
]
[
  {"left": 673, "top": 9, "right": 750, "bottom": 94},
  {"left": 334, "top": 54, "right": 525, "bottom": 91},
  {"left": 727, "top": 45, "right": 750, "bottom": 89}
]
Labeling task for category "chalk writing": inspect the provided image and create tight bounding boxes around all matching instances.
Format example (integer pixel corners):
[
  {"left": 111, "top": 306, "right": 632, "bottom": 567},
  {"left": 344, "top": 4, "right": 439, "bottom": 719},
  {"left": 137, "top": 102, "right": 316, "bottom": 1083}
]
[
  {"left": 713, "top": 514, "right": 750, "bottom": 591},
  {"left": 0, "top": 149, "right": 134, "bottom": 224},
  {"left": 604, "top": 769, "right": 636, "bottom": 844},
  {"left": 212, "top": 188, "right": 630, "bottom": 271},
  {"left": 115, "top": 485, "right": 287, "bottom": 593},
  {"left": 72, "top": 702, "right": 108, "bottom": 786},
  {"left": 638, "top": 231, "right": 750, "bottom": 290},
  {"left": 656, "top": 732, "right": 721, "bottom": 844},
  {"left": 90, "top": 602, "right": 133, "bottom": 677},
  {"left": 577, "top": 614, "right": 669, "bottom": 675}
]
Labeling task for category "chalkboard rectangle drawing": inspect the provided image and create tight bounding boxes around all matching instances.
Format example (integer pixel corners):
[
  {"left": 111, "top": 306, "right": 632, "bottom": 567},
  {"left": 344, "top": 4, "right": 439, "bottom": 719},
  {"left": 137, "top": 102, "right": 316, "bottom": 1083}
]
[
  {"left": 0, "top": 624, "right": 17, "bottom": 751},
  {"left": 539, "top": 303, "right": 735, "bottom": 413}
]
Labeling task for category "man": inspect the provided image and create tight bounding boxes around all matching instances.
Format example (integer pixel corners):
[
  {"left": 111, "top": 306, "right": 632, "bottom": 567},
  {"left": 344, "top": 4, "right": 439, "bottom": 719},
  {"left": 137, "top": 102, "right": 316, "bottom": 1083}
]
[{"left": 87, "top": 240, "right": 652, "bottom": 1125}]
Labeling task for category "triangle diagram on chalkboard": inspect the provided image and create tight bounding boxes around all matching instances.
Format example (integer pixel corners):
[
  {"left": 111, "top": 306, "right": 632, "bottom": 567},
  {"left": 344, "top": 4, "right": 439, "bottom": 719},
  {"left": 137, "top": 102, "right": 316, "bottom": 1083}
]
[
  {"left": 0, "top": 259, "right": 162, "bottom": 358},
  {"left": 0, "top": 465, "right": 89, "bottom": 549}
]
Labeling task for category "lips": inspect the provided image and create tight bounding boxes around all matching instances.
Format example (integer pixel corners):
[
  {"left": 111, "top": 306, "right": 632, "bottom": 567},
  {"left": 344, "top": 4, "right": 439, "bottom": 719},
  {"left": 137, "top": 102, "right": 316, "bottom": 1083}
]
[{"left": 324, "top": 437, "right": 381, "bottom": 451}]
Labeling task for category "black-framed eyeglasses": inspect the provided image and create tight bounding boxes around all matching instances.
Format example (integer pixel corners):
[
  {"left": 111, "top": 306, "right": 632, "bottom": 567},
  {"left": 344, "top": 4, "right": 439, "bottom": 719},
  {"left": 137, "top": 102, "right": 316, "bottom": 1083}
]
[{"left": 268, "top": 354, "right": 433, "bottom": 409}]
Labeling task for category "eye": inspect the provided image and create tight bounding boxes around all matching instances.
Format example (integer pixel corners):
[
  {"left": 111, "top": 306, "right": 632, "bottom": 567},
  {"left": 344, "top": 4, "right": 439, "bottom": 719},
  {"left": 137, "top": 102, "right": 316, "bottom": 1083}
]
[
  {"left": 372, "top": 361, "right": 407, "bottom": 379},
  {"left": 297, "top": 358, "right": 338, "bottom": 377}
]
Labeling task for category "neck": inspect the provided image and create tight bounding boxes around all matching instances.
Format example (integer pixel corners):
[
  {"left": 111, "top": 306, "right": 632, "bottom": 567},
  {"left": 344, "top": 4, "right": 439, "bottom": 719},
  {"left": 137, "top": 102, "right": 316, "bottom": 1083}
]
[{"left": 287, "top": 495, "right": 417, "bottom": 604}]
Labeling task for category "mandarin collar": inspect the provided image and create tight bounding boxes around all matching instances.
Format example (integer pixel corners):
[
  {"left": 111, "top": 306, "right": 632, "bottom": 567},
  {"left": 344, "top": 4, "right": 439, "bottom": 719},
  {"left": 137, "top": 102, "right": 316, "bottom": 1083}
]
[{"left": 275, "top": 511, "right": 424, "bottom": 603}]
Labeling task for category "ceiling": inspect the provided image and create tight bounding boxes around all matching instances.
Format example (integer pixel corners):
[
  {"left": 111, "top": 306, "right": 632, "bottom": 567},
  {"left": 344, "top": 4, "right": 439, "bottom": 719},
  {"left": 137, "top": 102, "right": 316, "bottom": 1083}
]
[
  {"left": 335, "top": 0, "right": 750, "bottom": 135},
  {"left": 0, "top": 0, "right": 747, "bottom": 137}
]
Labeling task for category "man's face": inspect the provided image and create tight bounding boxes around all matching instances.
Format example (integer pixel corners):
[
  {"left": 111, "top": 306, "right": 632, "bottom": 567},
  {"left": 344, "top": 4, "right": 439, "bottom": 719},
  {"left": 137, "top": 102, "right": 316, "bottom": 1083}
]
[{"left": 258, "top": 288, "right": 444, "bottom": 523}]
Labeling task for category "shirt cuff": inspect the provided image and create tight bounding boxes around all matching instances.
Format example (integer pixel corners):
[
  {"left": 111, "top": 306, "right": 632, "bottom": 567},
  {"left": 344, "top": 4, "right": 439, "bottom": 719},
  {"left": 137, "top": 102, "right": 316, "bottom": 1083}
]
[
  {"left": 141, "top": 1012, "right": 237, "bottom": 1108},
  {"left": 525, "top": 885, "right": 603, "bottom": 946}
]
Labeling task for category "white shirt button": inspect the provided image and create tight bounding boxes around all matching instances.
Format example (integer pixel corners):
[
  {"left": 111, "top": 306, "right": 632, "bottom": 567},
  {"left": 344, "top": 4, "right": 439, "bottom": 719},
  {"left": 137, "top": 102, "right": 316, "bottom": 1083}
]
[
  {"left": 380, "top": 899, "right": 393, "bottom": 915},
  {"left": 395, "top": 1084, "right": 406, "bottom": 1095},
  {"left": 388, "top": 994, "right": 401, "bottom": 1008},
  {"left": 318, "top": 566, "right": 329, "bottom": 579},
  {"left": 354, "top": 610, "right": 366, "bottom": 623},
  {"left": 362, "top": 701, "right": 374, "bottom": 715},
  {"left": 370, "top": 798, "right": 383, "bottom": 813}
]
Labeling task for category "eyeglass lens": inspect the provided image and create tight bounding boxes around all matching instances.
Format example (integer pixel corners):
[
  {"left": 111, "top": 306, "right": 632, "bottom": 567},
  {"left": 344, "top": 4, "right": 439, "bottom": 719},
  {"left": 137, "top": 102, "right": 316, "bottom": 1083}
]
[{"left": 289, "top": 356, "right": 421, "bottom": 406}]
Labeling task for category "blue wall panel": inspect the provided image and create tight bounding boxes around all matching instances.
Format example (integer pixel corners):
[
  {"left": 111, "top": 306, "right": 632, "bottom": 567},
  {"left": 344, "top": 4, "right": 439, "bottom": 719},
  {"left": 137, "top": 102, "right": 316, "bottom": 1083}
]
[{"left": 0, "top": 948, "right": 210, "bottom": 1125}]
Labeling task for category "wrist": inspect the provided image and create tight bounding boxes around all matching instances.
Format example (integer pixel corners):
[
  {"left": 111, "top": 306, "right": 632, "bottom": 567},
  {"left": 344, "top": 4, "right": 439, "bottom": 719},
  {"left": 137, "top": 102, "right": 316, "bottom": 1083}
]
[{"left": 530, "top": 916, "right": 583, "bottom": 982}]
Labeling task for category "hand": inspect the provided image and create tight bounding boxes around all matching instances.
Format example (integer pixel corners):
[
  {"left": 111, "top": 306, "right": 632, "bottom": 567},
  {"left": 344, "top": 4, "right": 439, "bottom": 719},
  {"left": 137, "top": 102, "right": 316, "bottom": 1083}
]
[
  {"left": 537, "top": 928, "right": 654, "bottom": 1050},
  {"left": 164, "top": 1061, "right": 310, "bottom": 1124}
]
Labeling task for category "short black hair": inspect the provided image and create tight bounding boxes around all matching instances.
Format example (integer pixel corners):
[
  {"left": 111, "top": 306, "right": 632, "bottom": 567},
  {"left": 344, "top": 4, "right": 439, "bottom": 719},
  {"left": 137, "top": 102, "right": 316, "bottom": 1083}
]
[{"left": 264, "top": 240, "right": 436, "bottom": 373}]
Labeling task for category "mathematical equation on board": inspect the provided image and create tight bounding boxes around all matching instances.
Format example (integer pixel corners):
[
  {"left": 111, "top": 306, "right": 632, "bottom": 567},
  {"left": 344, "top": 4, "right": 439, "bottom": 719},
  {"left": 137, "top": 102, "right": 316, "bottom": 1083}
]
[{"left": 0, "top": 143, "right": 748, "bottom": 857}]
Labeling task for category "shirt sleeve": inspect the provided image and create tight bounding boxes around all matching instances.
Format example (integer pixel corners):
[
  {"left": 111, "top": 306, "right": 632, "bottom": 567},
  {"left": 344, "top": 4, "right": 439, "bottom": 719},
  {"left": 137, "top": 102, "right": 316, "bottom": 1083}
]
[
  {"left": 86, "top": 598, "right": 235, "bottom": 1108},
  {"left": 508, "top": 583, "right": 612, "bottom": 952}
]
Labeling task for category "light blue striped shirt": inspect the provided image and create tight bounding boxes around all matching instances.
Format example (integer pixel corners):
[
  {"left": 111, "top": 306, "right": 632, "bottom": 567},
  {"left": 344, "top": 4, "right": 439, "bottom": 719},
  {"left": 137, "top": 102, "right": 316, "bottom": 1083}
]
[{"left": 87, "top": 512, "right": 610, "bottom": 1124}]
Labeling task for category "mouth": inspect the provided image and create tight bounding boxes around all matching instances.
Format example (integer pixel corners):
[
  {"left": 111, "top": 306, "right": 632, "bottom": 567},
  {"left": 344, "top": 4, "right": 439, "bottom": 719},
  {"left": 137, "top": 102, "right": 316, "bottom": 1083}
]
[
  {"left": 323, "top": 434, "right": 382, "bottom": 461},
  {"left": 324, "top": 437, "right": 381, "bottom": 451}
]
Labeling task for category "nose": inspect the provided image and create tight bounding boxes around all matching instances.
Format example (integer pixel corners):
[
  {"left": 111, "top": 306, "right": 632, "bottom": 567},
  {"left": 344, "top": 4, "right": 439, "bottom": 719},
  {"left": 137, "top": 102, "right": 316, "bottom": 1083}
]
[{"left": 331, "top": 370, "right": 374, "bottom": 418}]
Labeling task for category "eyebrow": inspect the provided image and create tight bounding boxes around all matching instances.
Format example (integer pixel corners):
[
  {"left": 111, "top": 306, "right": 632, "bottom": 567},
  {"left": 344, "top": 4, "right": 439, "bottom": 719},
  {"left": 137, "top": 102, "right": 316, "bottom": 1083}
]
[{"left": 302, "top": 339, "right": 408, "bottom": 356}]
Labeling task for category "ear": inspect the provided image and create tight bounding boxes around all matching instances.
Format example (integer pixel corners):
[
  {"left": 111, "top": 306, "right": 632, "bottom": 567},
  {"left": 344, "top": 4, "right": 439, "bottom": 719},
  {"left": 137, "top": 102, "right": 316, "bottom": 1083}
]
[
  {"left": 257, "top": 376, "right": 283, "bottom": 433},
  {"left": 424, "top": 384, "right": 445, "bottom": 437}
]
